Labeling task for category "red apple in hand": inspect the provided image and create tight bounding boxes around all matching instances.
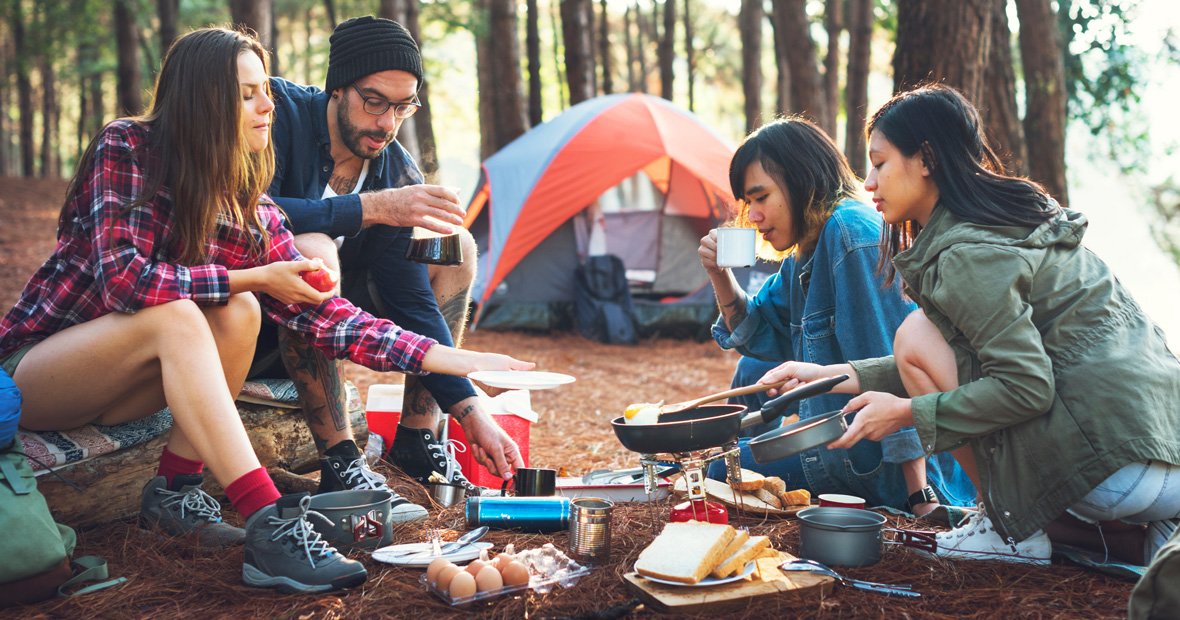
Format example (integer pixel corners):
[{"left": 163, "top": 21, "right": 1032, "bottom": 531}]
[{"left": 300, "top": 260, "right": 339, "bottom": 293}]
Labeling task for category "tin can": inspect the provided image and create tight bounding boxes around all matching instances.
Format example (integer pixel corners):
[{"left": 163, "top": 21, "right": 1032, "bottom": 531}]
[{"left": 466, "top": 496, "right": 570, "bottom": 532}]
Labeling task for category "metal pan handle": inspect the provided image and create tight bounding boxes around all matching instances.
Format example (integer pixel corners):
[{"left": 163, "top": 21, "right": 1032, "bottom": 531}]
[
  {"left": 740, "top": 374, "right": 849, "bottom": 429},
  {"left": 883, "top": 528, "right": 938, "bottom": 554}
]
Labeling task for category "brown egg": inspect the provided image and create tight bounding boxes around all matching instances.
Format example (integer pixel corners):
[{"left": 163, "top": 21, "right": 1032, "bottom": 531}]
[
  {"left": 448, "top": 570, "right": 478, "bottom": 603},
  {"left": 494, "top": 552, "right": 516, "bottom": 570},
  {"left": 474, "top": 564, "right": 504, "bottom": 592},
  {"left": 464, "top": 559, "right": 488, "bottom": 576},
  {"left": 426, "top": 558, "right": 453, "bottom": 587},
  {"left": 435, "top": 563, "right": 463, "bottom": 591},
  {"left": 501, "top": 560, "right": 530, "bottom": 587}
]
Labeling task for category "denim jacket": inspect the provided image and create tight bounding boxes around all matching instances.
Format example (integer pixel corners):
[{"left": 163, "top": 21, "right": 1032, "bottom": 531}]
[
  {"left": 713, "top": 200, "right": 975, "bottom": 507},
  {"left": 265, "top": 77, "right": 477, "bottom": 411}
]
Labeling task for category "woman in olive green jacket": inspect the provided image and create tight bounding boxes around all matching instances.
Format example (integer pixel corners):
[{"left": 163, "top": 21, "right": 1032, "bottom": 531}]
[{"left": 759, "top": 85, "right": 1180, "bottom": 567}]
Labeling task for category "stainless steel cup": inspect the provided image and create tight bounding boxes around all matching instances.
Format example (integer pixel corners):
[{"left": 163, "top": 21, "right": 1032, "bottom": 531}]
[
  {"left": 428, "top": 483, "right": 467, "bottom": 508},
  {"left": 568, "top": 497, "right": 613, "bottom": 565}
]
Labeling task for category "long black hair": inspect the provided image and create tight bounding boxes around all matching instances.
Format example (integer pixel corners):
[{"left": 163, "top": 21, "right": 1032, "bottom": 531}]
[
  {"left": 867, "top": 84, "right": 1058, "bottom": 282},
  {"left": 729, "top": 117, "right": 862, "bottom": 260}
]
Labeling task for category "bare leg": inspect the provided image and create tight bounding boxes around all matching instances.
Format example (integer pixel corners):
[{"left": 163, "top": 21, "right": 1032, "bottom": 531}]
[
  {"left": 402, "top": 229, "right": 477, "bottom": 435},
  {"left": 283, "top": 232, "right": 352, "bottom": 454},
  {"left": 14, "top": 295, "right": 264, "bottom": 485},
  {"left": 894, "top": 309, "right": 983, "bottom": 511}
]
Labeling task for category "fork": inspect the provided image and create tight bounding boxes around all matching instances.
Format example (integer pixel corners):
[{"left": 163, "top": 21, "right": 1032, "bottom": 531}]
[
  {"left": 779, "top": 559, "right": 920, "bottom": 597},
  {"left": 385, "top": 528, "right": 442, "bottom": 558}
]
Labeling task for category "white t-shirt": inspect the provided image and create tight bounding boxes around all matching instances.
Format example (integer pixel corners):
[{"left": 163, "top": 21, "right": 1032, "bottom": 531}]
[{"left": 322, "top": 160, "right": 370, "bottom": 248}]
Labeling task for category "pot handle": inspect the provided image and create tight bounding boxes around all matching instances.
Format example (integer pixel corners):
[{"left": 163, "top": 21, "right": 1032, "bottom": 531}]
[
  {"left": 883, "top": 528, "right": 938, "bottom": 554},
  {"left": 741, "top": 374, "right": 849, "bottom": 429}
]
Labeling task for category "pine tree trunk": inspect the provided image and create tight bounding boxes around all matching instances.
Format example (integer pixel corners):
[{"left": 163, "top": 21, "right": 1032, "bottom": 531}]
[
  {"left": 1, "top": 20, "right": 12, "bottom": 176},
  {"left": 39, "top": 57, "right": 57, "bottom": 179},
  {"left": 634, "top": 1, "right": 648, "bottom": 94},
  {"left": 157, "top": 0, "right": 179, "bottom": 58},
  {"left": 528, "top": 0, "right": 543, "bottom": 125},
  {"left": 893, "top": 0, "right": 990, "bottom": 105},
  {"left": 739, "top": 0, "right": 762, "bottom": 133},
  {"left": 230, "top": 0, "right": 274, "bottom": 58},
  {"left": 658, "top": 0, "right": 675, "bottom": 101},
  {"left": 624, "top": 6, "right": 636, "bottom": 92},
  {"left": 487, "top": 0, "right": 528, "bottom": 151},
  {"left": 983, "top": 0, "right": 1027, "bottom": 175},
  {"left": 683, "top": 0, "right": 694, "bottom": 111},
  {"left": 114, "top": 0, "right": 143, "bottom": 117},
  {"left": 1015, "top": 0, "right": 1068, "bottom": 206},
  {"left": 562, "top": 0, "right": 596, "bottom": 105},
  {"left": 552, "top": 0, "right": 567, "bottom": 107},
  {"left": 822, "top": 0, "right": 841, "bottom": 136},
  {"left": 379, "top": 0, "right": 420, "bottom": 163},
  {"left": 599, "top": 0, "right": 613, "bottom": 95},
  {"left": 844, "top": 0, "right": 871, "bottom": 176},
  {"left": 770, "top": 4, "right": 791, "bottom": 114},
  {"left": 771, "top": 0, "right": 824, "bottom": 124},
  {"left": 89, "top": 74, "right": 105, "bottom": 136}
]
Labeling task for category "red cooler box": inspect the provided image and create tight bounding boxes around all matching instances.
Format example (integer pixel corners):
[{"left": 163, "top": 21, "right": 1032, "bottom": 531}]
[{"left": 446, "top": 411, "right": 532, "bottom": 489}]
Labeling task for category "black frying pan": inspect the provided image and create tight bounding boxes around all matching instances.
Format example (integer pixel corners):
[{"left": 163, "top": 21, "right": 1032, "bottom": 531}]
[{"left": 610, "top": 375, "right": 849, "bottom": 454}]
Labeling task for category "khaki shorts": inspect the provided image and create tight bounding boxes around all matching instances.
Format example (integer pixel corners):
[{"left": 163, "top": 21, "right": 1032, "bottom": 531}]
[{"left": 0, "top": 343, "right": 34, "bottom": 378}]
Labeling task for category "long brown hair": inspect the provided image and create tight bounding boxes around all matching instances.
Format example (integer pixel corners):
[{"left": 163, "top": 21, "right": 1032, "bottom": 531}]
[
  {"left": 728, "top": 117, "right": 863, "bottom": 261},
  {"left": 63, "top": 27, "right": 275, "bottom": 265}
]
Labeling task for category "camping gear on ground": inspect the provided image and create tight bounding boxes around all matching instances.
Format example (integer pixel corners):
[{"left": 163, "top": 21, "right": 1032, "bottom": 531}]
[
  {"left": 779, "top": 558, "right": 920, "bottom": 597},
  {"left": 568, "top": 497, "right": 614, "bottom": 565},
  {"left": 377, "top": 526, "right": 490, "bottom": 562},
  {"left": 307, "top": 489, "right": 395, "bottom": 550},
  {"left": 610, "top": 375, "right": 849, "bottom": 454},
  {"left": 623, "top": 549, "right": 834, "bottom": 614},
  {"left": 466, "top": 496, "right": 571, "bottom": 532},
  {"left": 365, "top": 384, "right": 404, "bottom": 455},
  {"left": 0, "top": 368, "right": 124, "bottom": 607},
  {"left": 795, "top": 507, "right": 936, "bottom": 568},
  {"left": 574, "top": 254, "right": 638, "bottom": 345},
  {"left": 465, "top": 93, "right": 775, "bottom": 337},
  {"left": 503, "top": 467, "right": 557, "bottom": 496},
  {"left": 428, "top": 482, "right": 467, "bottom": 507},
  {"left": 405, "top": 230, "right": 463, "bottom": 265},
  {"left": 670, "top": 500, "right": 729, "bottom": 524},
  {"left": 748, "top": 409, "right": 854, "bottom": 464}
]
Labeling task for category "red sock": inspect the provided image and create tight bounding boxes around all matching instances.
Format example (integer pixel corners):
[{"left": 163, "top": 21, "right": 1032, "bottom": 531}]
[
  {"left": 225, "top": 468, "right": 281, "bottom": 521},
  {"left": 156, "top": 445, "right": 204, "bottom": 487}
]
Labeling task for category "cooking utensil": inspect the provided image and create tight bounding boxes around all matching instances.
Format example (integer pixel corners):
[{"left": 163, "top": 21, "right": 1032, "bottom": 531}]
[
  {"left": 748, "top": 408, "right": 854, "bottom": 464},
  {"left": 795, "top": 507, "right": 937, "bottom": 568},
  {"left": 611, "top": 375, "right": 848, "bottom": 455},
  {"left": 389, "top": 525, "right": 490, "bottom": 559},
  {"left": 651, "top": 380, "right": 788, "bottom": 415},
  {"left": 779, "top": 559, "right": 920, "bottom": 597}
]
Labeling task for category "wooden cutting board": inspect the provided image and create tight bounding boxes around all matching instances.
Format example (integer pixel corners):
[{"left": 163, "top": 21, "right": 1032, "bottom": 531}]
[{"left": 622, "top": 549, "right": 834, "bottom": 614}]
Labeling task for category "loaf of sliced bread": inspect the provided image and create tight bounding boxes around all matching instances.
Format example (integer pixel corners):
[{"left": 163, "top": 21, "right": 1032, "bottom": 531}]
[
  {"left": 780, "top": 488, "right": 812, "bottom": 506},
  {"left": 635, "top": 522, "right": 736, "bottom": 584},
  {"left": 732, "top": 468, "right": 765, "bottom": 491},
  {"left": 714, "top": 529, "right": 750, "bottom": 567},
  {"left": 754, "top": 488, "right": 782, "bottom": 509},
  {"left": 710, "top": 535, "right": 772, "bottom": 579},
  {"left": 762, "top": 476, "right": 787, "bottom": 496}
]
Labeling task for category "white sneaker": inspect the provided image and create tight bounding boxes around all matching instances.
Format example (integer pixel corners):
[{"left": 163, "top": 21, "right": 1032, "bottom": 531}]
[{"left": 917, "top": 505, "right": 1051, "bottom": 565}]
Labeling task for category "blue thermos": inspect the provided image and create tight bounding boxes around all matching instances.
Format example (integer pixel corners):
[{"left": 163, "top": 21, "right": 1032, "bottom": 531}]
[{"left": 466, "top": 496, "right": 570, "bottom": 532}]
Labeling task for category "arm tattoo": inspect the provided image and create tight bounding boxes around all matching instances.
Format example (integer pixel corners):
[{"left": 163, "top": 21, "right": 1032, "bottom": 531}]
[
  {"left": 453, "top": 403, "right": 476, "bottom": 423},
  {"left": 437, "top": 292, "right": 471, "bottom": 344},
  {"left": 721, "top": 297, "right": 747, "bottom": 329}
]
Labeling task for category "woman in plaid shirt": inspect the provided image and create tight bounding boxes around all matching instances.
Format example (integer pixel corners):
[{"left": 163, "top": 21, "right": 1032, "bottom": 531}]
[{"left": 0, "top": 27, "right": 531, "bottom": 594}]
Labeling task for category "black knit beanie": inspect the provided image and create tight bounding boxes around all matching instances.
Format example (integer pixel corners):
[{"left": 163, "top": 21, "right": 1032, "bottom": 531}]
[{"left": 325, "top": 16, "right": 423, "bottom": 94}]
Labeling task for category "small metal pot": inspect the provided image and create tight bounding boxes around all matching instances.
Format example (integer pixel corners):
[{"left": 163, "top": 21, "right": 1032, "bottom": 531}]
[
  {"left": 307, "top": 489, "right": 395, "bottom": 550},
  {"left": 797, "top": 506, "right": 887, "bottom": 567},
  {"left": 748, "top": 409, "right": 851, "bottom": 463}
]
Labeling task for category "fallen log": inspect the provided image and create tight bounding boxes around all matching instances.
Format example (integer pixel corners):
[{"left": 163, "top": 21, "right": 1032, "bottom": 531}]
[{"left": 37, "top": 396, "right": 368, "bottom": 530}]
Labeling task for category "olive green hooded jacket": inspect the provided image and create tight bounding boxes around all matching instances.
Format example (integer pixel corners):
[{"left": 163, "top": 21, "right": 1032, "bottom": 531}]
[{"left": 850, "top": 204, "right": 1180, "bottom": 543}]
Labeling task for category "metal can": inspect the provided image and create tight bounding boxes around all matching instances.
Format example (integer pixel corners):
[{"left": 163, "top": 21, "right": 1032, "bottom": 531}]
[{"left": 466, "top": 496, "right": 570, "bottom": 532}]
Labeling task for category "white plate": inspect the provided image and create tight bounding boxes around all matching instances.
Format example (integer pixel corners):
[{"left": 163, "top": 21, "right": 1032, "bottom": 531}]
[
  {"left": 371, "top": 542, "right": 494, "bottom": 567},
  {"left": 640, "top": 560, "right": 757, "bottom": 587},
  {"left": 468, "top": 370, "right": 576, "bottom": 390}
]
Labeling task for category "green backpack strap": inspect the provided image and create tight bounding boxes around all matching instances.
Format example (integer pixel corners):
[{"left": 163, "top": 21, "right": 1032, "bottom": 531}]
[{"left": 57, "top": 557, "right": 126, "bottom": 598}]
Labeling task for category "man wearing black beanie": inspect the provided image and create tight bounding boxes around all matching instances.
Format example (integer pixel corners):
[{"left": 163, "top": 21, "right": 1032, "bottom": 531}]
[{"left": 256, "top": 16, "right": 526, "bottom": 513}]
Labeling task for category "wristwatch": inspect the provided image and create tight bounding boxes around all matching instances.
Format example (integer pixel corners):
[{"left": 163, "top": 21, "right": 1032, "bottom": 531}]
[{"left": 907, "top": 485, "right": 939, "bottom": 511}]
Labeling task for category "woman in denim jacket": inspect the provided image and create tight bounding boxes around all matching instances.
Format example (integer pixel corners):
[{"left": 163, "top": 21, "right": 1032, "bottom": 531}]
[{"left": 700, "top": 118, "right": 974, "bottom": 514}]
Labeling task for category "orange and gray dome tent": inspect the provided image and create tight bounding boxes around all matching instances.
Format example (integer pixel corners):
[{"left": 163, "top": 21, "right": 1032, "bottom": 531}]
[{"left": 464, "top": 93, "right": 764, "bottom": 333}]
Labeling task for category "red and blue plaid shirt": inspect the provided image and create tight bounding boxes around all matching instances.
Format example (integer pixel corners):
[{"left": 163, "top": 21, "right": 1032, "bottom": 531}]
[{"left": 0, "top": 120, "right": 435, "bottom": 373}]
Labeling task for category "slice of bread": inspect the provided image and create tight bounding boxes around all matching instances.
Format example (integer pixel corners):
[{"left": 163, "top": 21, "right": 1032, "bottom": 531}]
[
  {"left": 710, "top": 535, "right": 772, "bottom": 579},
  {"left": 762, "top": 476, "right": 787, "bottom": 496},
  {"left": 754, "top": 488, "right": 782, "bottom": 509},
  {"left": 714, "top": 529, "right": 750, "bottom": 568},
  {"left": 732, "top": 468, "right": 765, "bottom": 491},
  {"left": 635, "top": 522, "right": 736, "bottom": 584},
  {"left": 780, "top": 488, "right": 812, "bottom": 506}
]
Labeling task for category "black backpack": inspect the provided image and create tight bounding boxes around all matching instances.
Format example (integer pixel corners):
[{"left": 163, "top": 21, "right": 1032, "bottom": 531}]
[{"left": 574, "top": 254, "right": 638, "bottom": 345}]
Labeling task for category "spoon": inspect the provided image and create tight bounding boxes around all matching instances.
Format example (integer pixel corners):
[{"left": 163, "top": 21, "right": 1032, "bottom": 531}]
[
  {"left": 390, "top": 526, "right": 491, "bottom": 559},
  {"left": 779, "top": 559, "right": 920, "bottom": 597},
  {"left": 647, "top": 380, "right": 788, "bottom": 416}
]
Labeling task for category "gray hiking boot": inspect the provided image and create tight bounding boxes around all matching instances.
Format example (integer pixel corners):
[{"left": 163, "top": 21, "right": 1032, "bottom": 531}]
[
  {"left": 140, "top": 474, "right": 245, "bottom": 547},
  {"left": 317, "top": 440, "right": 428, "bottom": 523},
  {"left": 242, "top": 493, "right": 367, "bottom": 594}
]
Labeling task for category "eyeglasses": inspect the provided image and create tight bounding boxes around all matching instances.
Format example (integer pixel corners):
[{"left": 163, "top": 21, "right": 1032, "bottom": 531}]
[{"left": 350, "top": 83, "right": 421, "bottom": 119}]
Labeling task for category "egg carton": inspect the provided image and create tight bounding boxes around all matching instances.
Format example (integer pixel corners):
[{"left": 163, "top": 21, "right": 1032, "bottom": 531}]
[{"left": 420, "top": 545, "right": 592, "bottom": 607}]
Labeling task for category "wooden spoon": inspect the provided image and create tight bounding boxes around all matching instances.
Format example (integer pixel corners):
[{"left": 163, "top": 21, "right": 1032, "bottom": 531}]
[{"left": 654, "top": 380, "right": 788, "bottom": 415}]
